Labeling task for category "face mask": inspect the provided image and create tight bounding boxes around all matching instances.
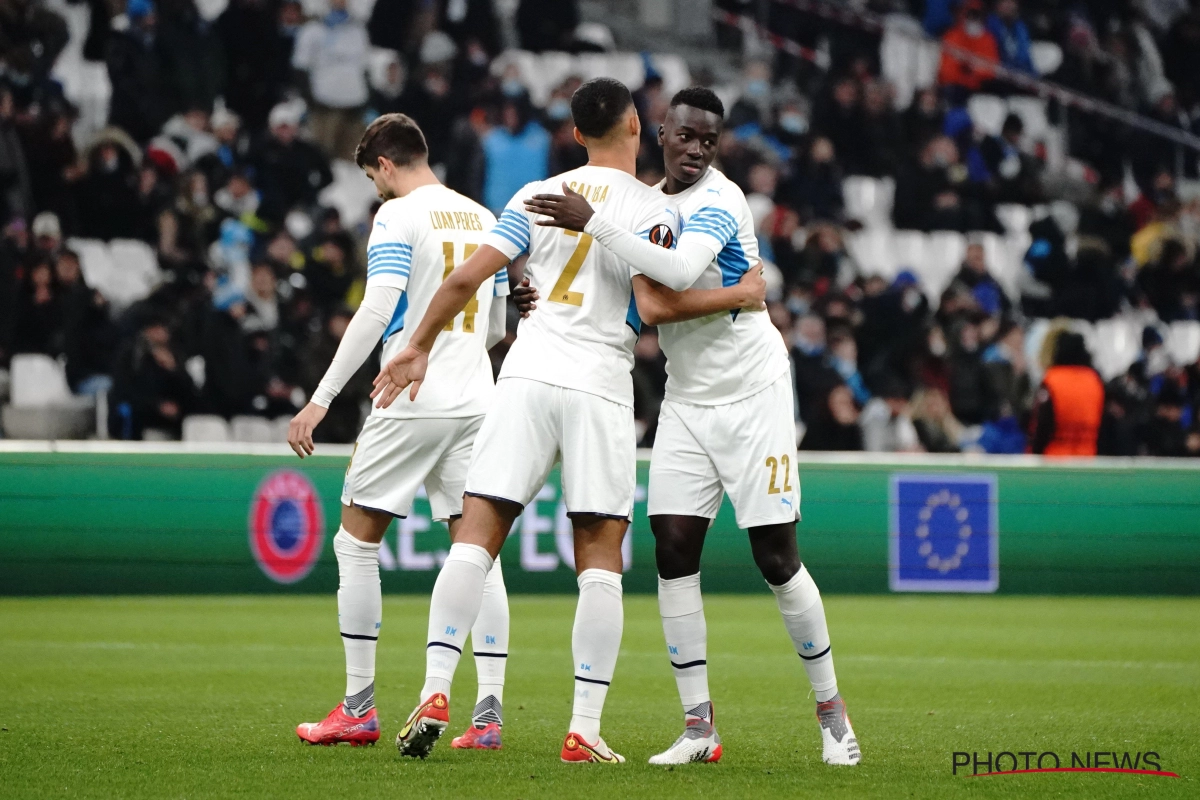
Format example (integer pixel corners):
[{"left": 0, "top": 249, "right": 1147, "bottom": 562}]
[
  {"left": 502, "top": 79, "right": 525, "bottom": 98},
  {"left": 547, "top": 99, "right": 571, "bottom": 121},
  {"left": 831, "top": 356, "right": 857, "bottom": 379},
  {"left": 779, "top": 113, "right": 808, "bottom": 135},
  {"left": 745, "top": 79, "right": 769, "bottom": 99},
  {"left": 324, "top": 9, "right": 349, "bottom": 26},
  {"left": 101, "top": 153, "right": 120, "bottom": 173},
  {"left": 786, "top": 295, "right": 810, "bottom": 316},
  {"left": 1146, "top": 347, "right": 1170, "bottom": 376},
  {"left": 794, "top": 337, "right": 823, "bottom": 357}
]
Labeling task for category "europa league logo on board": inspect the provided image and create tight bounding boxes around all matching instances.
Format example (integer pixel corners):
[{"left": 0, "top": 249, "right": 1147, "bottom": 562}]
[{"left": 249, "top": 470, "right": 325, "bottom": 584}]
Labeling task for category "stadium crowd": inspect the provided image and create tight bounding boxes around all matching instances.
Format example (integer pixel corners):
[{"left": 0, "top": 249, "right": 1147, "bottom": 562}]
[{"left": 1, "top": 0, "right": 1199, "bottom": 456}]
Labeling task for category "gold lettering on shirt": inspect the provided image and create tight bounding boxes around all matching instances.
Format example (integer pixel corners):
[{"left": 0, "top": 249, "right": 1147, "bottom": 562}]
[
  {"left": 566, "top": 182, "right": 610, "bottom": 203},
  {"left": 428, "top": 211, "right": 484, "bottom": 231}
]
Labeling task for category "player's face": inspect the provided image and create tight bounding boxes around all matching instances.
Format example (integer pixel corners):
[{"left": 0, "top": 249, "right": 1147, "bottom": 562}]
[
  {"left": 363, "top": 163, "right": 396, "bottom": 201},
  {"left": 658, "top": 104, "right": 722, "bottom": 186}
]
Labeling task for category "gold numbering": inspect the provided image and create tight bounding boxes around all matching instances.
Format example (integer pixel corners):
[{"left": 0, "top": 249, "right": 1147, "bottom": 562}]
[
  {"left": 441, "top": 241, "right": 480, "bottom": 331},
  {"left": 547, "top": 230, "right": 592, "bottom": 306},
  {"left": 765, "top": 454, "right": 794, "bottom": 495}
]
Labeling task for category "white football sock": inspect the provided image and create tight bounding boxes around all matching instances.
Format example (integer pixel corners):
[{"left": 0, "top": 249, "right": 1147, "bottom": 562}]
[
  {"left": 421, "top": 542, "right": 494, "bottom": 703},
  {"left": 658, "top": 573, "right": 712, "bottom": 720},
  {"left": 569, "top": 568, "right": 624, "bottom": 742},
  {"left": 334, "top": 528, "right": 381, "bottom": 717},
  {"left": 471, "top": 556, "right": 509, "bottom": 728},
  {"left": 769, "top": 565, "right": 839, "bottom": 702}
]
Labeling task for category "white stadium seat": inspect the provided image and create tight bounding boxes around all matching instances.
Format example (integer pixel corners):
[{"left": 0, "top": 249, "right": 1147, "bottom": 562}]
[
  {"left": 842, "top": 176, "right": 895, "bottom": 230},
  {"left": 892, "top": 230, "right": 928, "bottom": 283},
  {"left": 968, "top": 95, "right": 1007, "bottom": 137},
  {"left": 995, "top": 203, "right": 1032, "bottom": 236},
  {"left": 10, "top": 354, "right": 74, "bottom": 407},
  {"left": 1092, "top": 317, "right": 1143, "bottom": 380},
  {"left": 1006, "top": 96, "right": 1051, "bottom": 143},
  {"left": 182, "top": 415, "right": 231, "bottom": 443},
  {"left": 925, "top": 231, "right": 968, "bottom": 299},
  {"left": 845, "top": 227, "right": 897, "bottom": 279},
  {"left": 318, "top": 159, "right": 382, "bottom": 228},
  {"left": 1030, "top": 41, "right": 1063, "bottom": 76},
  {"left": 231, "top": 415, "right": 276, "bottom": 443},
  {"left": 1167, "top": 321, "right": 1200, "bottom": 367}
]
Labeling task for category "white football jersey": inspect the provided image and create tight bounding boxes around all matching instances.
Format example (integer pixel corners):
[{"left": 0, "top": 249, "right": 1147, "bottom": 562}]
[
  {"left": 654, "top": 167, "right": 790, "bottom": 405},
  {"left": 367, "top": 183, "right": 506, "bottom": 419},
  {"left": 484, "top": 166, "right": 677, "bottom": 407}
]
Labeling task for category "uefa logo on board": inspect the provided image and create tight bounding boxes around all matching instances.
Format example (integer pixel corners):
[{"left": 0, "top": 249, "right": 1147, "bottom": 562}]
[{"left": 249, "top": 469, "right": 325, "bottom": 584}]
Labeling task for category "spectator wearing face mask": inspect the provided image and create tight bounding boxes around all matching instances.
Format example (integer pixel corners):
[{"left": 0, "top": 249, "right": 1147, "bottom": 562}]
[
  {"left": 482, "top": 93, "right": 550, "bottom": 215},
  {"left": 106, "top": 0, "right": 178, "bottom": 142},
  {"left": 937, "top": 0, "right": 1000, "bottom": 103},
  {"left": 986, "top": 0, "right": 1036, "bottom": 75},
  {"left": 251, "top": 103, "right": 332, "bottom": 225},
  {"left": 76, "top": 135, "right": 141, "bottom": 240},
  {"left": 1029, "top": 331, "right": 1105, "bottom": 456},
  {"left": 108, "top": 318, "right": 198, "bottom": 439}
]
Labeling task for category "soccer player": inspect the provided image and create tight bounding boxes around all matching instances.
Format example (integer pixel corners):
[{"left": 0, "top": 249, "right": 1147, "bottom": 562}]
[
  {"left": 371, "top": 79, "right": 763, "bottom": 763},
  {"left": 288, "top": 114, "right": 511, "bottom": 750},
  {"left": 521, "top": 87, "right": 862, "bottom": 766}
]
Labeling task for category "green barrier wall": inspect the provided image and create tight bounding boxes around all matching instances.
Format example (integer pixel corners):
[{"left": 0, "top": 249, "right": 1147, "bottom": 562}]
[{"left": 1, "top": 447, "right": 1198, "bottom": 595}]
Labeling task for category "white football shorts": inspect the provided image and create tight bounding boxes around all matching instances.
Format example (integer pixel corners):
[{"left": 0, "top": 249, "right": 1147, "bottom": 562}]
[
  {"left": 465, "top": 377, "right": 636, "bottom": 519},
  {"left": 341, "top": 414, "right": 483, "bottom": 521},
  {"left": 647, "top": 374, "right": 801, "bottom": 528}
]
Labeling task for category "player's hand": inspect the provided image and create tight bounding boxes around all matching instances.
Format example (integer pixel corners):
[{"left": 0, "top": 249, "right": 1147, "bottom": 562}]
[
  {"left": 513, "top": 277, "right": 539, "bottom": 318},
  {"left": 288, "top": 402, "right": 328, "bottom": 458},
  {"left": 371, "top": 345, "right": 429, "bottom": 408},
  {"left": 738, "top": 263, "right": 767, "bottom": 312},
  {"left": 523, "top": 182, "right": 594, "bottom": 232}
]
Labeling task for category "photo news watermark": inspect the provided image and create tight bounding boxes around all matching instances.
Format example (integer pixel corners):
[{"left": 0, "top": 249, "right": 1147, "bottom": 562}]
[{"left": 952, "top": 751, "right": 1179, "bottom": 778}]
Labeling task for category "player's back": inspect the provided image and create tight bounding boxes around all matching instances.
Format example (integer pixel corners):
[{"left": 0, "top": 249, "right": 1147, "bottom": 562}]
[
  {"left": 656, "top": 167, "right": 789, "bottom": 405},
  {"left": 485, "top": 165, "right": 675, "bottom": 407},
  {"left": 370, "top": 183, "right": 504, "bottom": 419}
]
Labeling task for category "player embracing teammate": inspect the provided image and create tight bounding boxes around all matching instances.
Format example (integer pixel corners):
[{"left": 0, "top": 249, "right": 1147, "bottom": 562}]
[{"left": 523, "top": 86, "right": 861, "bottom": 766}]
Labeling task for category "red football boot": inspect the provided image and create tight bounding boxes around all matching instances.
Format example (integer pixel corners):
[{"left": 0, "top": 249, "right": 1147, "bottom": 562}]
[
  {"left": 451, "top": 722, "right": 502, "bottom": 750},
  {"left": 560, "top": 732, "right": 625, "bottom": 763},
  {"left": 296, "top": 704, "right": 380, "bottom": 746},
  {"left": 395, "top": 693, "right": 450, "bottom": 758}
]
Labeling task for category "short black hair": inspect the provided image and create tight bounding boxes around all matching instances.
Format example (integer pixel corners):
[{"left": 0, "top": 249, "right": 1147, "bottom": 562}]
[
  {"left": 355, "top": 113, "right": 428, "bottom": 169},
  {"left": 1052, "top": 331, "right": 1093, "bottom": 368},
  {"left": 669, "top": 86, "right": 725, "bottom": 119},
  {"left": 570, "top": 78, "right": 633, "bottom": 138}
]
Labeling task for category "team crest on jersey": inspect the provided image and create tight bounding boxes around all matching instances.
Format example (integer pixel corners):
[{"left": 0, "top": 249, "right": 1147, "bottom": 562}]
[
  {"left": 648, "top": 224, "right": 674, "bottom": 249},
  {"left": 249, "top": 469, "right": 325, "bottom": 584}
]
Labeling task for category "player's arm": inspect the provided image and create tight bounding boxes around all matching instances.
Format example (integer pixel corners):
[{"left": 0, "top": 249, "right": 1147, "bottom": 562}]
[
  {"left": 371, "top": 244, "right": 511, "bottom": 407},
  {"left": 524, "top": 184, "right": 712, "bottom": 292},
  {"left": 633, "top": 264, "right": 766, "bottom": 326},
  {"left": 288, "top": 284, "right": 400, "bottom": 457}
]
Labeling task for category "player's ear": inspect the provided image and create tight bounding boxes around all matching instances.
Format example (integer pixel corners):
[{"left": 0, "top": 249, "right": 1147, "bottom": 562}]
[
  {"left": 629, "top": 108, "right": 641, "bottom": 138},
  {"left": 573, "top": 127, "right": 587, "bottom": 148},
  {"left": 657, "top": 123, "right": 665, "bottom": 147}
]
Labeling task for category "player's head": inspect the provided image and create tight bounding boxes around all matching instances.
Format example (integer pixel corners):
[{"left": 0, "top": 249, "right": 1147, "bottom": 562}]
[
  {"left": 355, "top": 113, "right": 429, "bottom": 200},
  {"left": 659, "top": 87, "right": 724, "bottom": 188},
  {"left": 570, "top": 78, "right": 639, "bottom": 155}
]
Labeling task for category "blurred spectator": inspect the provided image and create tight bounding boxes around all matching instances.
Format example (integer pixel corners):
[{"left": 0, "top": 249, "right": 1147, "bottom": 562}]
[
  {"left": 199, "top": 281, "right": 255, "bottom": 417},
  {"left": 1030, "top": 331, "right": 1105, "bottom": 456},
  {"left": 860, "top": 377, "right": 922, "bottom": 452},
  {"left": 979, "top": 113, "right": 1043, "bottom": 204},
  {"left": 952, "top": 242, "right": 1012, "bottom": 316},
  {"left": 482, "top": 95, "right": 550, "bottom": 215},
  {"left": 55, "top": 249, "right": 117, "bottom": 392},
  {"left": 13, "top": 258, "right": 61, "bottom": 355},
  {"left": 1137, "top": 238, "right": 1199, "bottom": 322},
  {"left": 937, "top": 0, "right": 1000, "bottom": 100},
  {"left": 811, "top": 77, "right": 868, "bottom": 177},
  {"left": 982, "top": 320, "right": 1031, "bottom": 419},
  {"left": 292, "top": 0, "right": 370, "bottom": 160},
  {"left": 76, "top": 135, "right": 143, "bottom": 239},
  {"left": 516, "top": 0, "right": 579, "bottom": 53},
  {"left": 440, "top": 0, "right": 501, "bottom": 57},
  {"left": 158, "top": 0, "right": 223, "bottom": 115},
  {"left": 911, "top": 386, "right": 965, "bottom": 452},
  {"left": 251, "top": 103, "right": 332, "bottom": 225},
  {"left": 109, "top": 317, "right": 198, "bottom": 439},
  {"left": 106, "top": 0, "right": 178, "bottom": 142},
  {"left": 986, "top": 0, "right": 1036, "bottom": 75},
  {"left": 632, "top": 328, "right": 667, "bottom": 446},
  {"left": 791, "top": 313, "right": 837, "bottom": 423},
  {"left": 902, "top": 88, "right": 945, "bottom": 154},
  {"left": 894, "top": 135, "right": 997, "bottom": 232},
  {"left": 216, "top": 0, "right": 296, "bottom": 133},
  {"left": 0, "top": 84, "right": 32, "bottom": 223},
  {"left": 0, "top": 0, "right": 69, "bottom": 90},
  {"left": 800, "top": 384, "right": 863, "bottom": 451},
  {"left": 21, "top": 102, "right": 83, "bottom": 232},
  {"left": 391, "top": 35, "right": 462, "bottom": 173},
  {"left": 781, "top": 137, "right": 844, "bottom": 224},
  {"left": 860, "top": 80, "right": 903, "bottom": 178},
  {"left": 947, "top": 315, "right": 997, "bottom": 425},
  {"left": 245, "top": 261, "right": 281, "bottom": 332}
]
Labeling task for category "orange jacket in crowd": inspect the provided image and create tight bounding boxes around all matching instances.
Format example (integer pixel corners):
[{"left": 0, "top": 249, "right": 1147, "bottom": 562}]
[
  {"left": 1030, "top": 365, "right": 1106, "bottom": 456},
  {"left": 937, "top": 25, "right": 1001, "bottom": 91}
]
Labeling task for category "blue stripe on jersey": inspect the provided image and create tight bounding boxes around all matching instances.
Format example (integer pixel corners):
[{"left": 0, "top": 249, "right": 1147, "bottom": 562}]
[
  {"left": 683, "top": 207, "right": 739, "bottom": 246},
  {"left": 367, "top": 242, "right": 413, "bottom": 279},
  {"left": 382, "top": 291, "right": 409, "bottom": 343},
  {"left": 626, "top": 289, "right": 642, "bottom": 336},
  {"left": 718, "top": 236, "right": 751, "bottom": 321},
  {"left": 493, "top": 267, "right": 509, "bottom": 296},
  {"left": 491, "top": 209, "right": 531, "bottom": 255}
]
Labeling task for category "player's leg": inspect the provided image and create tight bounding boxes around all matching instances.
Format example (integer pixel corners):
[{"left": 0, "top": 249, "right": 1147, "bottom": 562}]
[
  {"left": 398, "top": 379, "right": 558, "bottom": 758},
  {"left": 722, "top": 376, "right": 860, "bottom": 765},
  {"left": 423, "top": 416, "right": 510, "bottom": 750},
  {"left": 645, "top": 400, "right": 725, "bottom": 764},
  {"left": 298, "top": 416, "right": 432, "bottom": 745},
  {"left": 557, "top": 388, "right": 635, "bottom": 764}
]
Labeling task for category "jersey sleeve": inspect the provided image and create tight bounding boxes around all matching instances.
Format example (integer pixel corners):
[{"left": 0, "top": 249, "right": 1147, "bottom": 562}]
[
  {"left": 482, "top": 185, "right": 535, "bottom": 261},
  {"left": 679, "top": 199, "right": 740, "bottom": 257},
  {"left": 365, "top": 206, "right": 415, "bottom": 291},
  {"left": 492, "top": 264, "right": 511, "bottom": 297}
]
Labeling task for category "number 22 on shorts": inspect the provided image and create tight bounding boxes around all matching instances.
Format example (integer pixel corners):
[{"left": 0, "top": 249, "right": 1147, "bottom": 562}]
[{"left": 764, "top": 455, "right": 794, "bottom": 495}]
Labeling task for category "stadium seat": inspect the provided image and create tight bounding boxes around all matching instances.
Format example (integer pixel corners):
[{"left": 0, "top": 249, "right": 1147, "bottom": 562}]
[
  {"left": 182, "top": 415, "right": 231, "bottom": 443},
  {"left": 1092, "top": 316, "right": 1142, "bottom": 380},
  {"left": 845, "top": 227, "right": 897, "bottom": 279},
  {"left": 1030, "top": 41, "right": 1063, "bottom": 76},
  {"left": 231, "top": 415, "right": 276, "bottom": 443},
  {"left": 842, "top": 176, "right": 894, "bottom": 230},
  {"left": 10, "top": 354, "right": 74, "bottom": 407},
  {"left": 67, "top": 238, "right": 115, "bottom": 293},
  {"left": 1005, "top": 96, "right": 1051, "bottom": 143},
  {"left": 272, "top": 416, "right": 294, "bottom": 443},
  {"left": 967, "top": 95, "right": 1008, "bottom": 137},
  {"left": 925, "top": 231, "right": 968, "bottom": 299},
  {"left": 318, "top": 159, "right": 381, "bottom": 228},
  {"left": 1167, "top": 321, "right": 1200, "bottom": 367},
  {"left": 995, "top": 203, "right": 1032, "bottom": 236}
]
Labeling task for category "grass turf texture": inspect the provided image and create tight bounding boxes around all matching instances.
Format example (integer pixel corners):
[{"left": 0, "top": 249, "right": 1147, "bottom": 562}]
[{"left": 0, "top": 595, "right": 1196, "bottom": 799}]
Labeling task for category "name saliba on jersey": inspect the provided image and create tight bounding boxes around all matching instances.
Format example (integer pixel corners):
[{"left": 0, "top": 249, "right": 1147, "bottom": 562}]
[
  {"left": 566, "top": 182, "right": 610, "bottom": 203},
  {"left": 429, "top": 210, "right": 486, "bottom": 231}
]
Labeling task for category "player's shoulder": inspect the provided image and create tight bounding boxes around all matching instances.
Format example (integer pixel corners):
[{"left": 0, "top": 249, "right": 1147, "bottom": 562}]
[
  {"left": 369, "top": 197, "right": 413, "bottom": 241},
  {"left": 698, "top": 167, "right": 749, "bottom": 208}
]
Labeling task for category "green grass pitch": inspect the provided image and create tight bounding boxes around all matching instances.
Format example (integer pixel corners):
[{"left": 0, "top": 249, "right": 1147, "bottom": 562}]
[{"left": 0, "top": 594, "right": 1197, "bottom": 799}]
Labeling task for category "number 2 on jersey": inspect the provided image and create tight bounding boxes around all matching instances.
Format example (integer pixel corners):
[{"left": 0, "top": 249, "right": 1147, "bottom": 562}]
[
  {"left": 765, "top": 455, "right": 794, "bottom": 495},
  {"left": 441, "top": 241, "right": 479, "bottom": 332},
  {"left": 547, "top": 230, "right": 592, "bottom": 306}
]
